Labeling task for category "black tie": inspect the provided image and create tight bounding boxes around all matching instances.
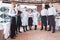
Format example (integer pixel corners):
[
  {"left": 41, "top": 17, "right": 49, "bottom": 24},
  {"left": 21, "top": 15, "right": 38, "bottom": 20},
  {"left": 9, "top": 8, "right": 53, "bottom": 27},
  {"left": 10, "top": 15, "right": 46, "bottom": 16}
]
[{"left": 14, "top": 9, "right": 16, "bottom": 13}]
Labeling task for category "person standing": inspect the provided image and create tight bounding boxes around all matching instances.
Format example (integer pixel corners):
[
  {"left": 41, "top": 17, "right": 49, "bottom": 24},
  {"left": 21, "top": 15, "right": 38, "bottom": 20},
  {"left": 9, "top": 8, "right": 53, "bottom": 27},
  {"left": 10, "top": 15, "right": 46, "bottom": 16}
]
[
  {"left": 47, "top": 4, "right": 57, "bottom": 33},
  {"left": 40, "top": 6, "right": 48, "bottom": 31},
  {"left": 8, "top": 1, "right": 18, "bottom": 39},
  {"left": 16, "top": 4, "right": 22, "bottom": 33},
  {"left": 16, "top": 10, "right": 22, "bottom": 33},
  {"left": 21, "top": 9, "right": 28, "bottom": 32},
  {"left": 33, "top": 9, "right": 40, "bottom": 30},
  {"left": 28, "top": 9, "right": 33, "bottom": 30}
]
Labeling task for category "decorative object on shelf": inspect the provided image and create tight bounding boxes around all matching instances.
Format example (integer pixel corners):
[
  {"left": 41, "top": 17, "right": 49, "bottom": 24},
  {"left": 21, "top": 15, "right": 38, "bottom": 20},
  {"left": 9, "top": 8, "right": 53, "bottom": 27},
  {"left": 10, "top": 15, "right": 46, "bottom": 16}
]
[{"left": 0, "top": 6, "right": 10, "bottom": 23}]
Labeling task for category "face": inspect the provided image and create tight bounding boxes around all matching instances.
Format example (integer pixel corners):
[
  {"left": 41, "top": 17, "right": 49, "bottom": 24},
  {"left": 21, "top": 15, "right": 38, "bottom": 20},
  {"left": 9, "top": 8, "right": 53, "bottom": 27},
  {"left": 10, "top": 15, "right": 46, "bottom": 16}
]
[
  {"left": 11, "top": 2, "right": 16, "bottom": 8},
  {"left": 29, "top": 10, "right": 31, "bottom": 13}
]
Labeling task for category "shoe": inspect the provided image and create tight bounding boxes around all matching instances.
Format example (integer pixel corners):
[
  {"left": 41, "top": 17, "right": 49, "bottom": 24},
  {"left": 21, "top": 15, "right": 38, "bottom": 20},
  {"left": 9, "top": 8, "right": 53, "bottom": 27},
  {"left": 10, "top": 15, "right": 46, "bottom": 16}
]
[
  {"left": 24, "top": 30, "right": 26, "bottom": 32},
  {"left": 34, "top": 29, "right": 37, "bottom": 30},
  {"left": 34, "top": 27, "right": 37, "bottom": 30},
  {"left": 15, "top": 35, "right": 18, "bottom": 37},
  {"left": 52, "top": 31, "right": 55, "bottom": 33},
  {"left": 4, "top": 39, "right": 7, "bottom": 40},
  {"left": 19, "top": 31, "right": 22, "bottom": 33},
  {"left": 11, "top": 37, "right": 16, "bottom": 39},
  {"left": 45, "top": 29, "right": 47, "bottom": 31},
  {"left": 26, "top": 30, "right": 29, "bottom": 31},
  {"left": 48, "top": 30, "right": 51, "bottom": 31},
  {"left": 40, "top": 29, "right": 43, "bottom": 30},
  {"left": 30, "top": 29, "right": 32, "bottom": 30}
]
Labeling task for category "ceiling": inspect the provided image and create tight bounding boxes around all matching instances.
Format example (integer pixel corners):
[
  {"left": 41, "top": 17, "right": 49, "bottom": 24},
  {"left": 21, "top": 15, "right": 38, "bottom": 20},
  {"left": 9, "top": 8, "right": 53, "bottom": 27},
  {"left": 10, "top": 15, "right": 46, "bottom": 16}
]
[
  {"left": 3, "top": 0, "right": 60, "bottom": 5},
  {"left": 3, "top": 0, "right": 60, "bottom": 2}
]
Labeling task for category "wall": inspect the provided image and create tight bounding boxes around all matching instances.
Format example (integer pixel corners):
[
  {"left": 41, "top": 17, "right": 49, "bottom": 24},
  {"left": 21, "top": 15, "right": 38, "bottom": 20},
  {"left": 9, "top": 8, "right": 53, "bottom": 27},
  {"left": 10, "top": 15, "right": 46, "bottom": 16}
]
[
  {"left": 53, "top": 3, "right": 60, "bottom": 13},
  {"left": 36, "top": 5, "right": 42, "bottom": 12}
]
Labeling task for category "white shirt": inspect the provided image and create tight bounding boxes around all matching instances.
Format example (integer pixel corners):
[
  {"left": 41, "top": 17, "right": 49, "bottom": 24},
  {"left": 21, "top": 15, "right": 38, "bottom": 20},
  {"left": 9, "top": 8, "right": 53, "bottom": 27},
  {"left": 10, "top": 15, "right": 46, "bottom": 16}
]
[
  {"left": 41, "top": 9, "right": 48, "bottom": 16},
  {"left": 48, "top": 7, "right": 57, "bottom": 16},
  {"left": 17, "top": 6, "right": 23, "bottom": 12},
  {"left": 8, "top": 7, "right": 18, "bottom": 17},
  {"left": 28, "top": 13, "right": 33, "bottom": 17}
]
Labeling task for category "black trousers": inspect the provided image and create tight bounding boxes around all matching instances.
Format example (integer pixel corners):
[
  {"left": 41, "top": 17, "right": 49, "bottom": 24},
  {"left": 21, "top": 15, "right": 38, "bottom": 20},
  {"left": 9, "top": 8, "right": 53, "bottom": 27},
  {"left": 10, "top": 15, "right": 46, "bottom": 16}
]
[
  {"left": 48, "top": 15, "right": 55, "bottom": 32},
  {"left": 23, "top": 26, "right": 27, "bottom": 32},
  {"left": 17, "top": 16, "right": 22, "bottom": 32},
  {"left": 41, "top": 16, "right": 47, "bottom": 30},
  {"left": 28, "top": 17, "right": 33, "bottom": 30},
  {"left": 10, "top": 17, "right": 16, "bottom": 38}
]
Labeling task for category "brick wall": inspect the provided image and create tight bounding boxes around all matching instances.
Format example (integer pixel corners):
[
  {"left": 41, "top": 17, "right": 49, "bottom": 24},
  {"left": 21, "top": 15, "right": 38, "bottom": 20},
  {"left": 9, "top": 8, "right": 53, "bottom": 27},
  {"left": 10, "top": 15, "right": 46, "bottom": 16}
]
[{"left": 36, "top": 5, "right": 42, "bottom": 12}]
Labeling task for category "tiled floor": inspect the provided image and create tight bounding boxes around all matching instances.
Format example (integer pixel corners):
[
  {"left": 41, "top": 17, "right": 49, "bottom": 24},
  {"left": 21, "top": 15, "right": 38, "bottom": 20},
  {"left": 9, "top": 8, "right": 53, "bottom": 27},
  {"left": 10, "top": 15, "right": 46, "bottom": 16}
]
[{"left": 7, "top": 26, "right": 60, "bottom": 40}]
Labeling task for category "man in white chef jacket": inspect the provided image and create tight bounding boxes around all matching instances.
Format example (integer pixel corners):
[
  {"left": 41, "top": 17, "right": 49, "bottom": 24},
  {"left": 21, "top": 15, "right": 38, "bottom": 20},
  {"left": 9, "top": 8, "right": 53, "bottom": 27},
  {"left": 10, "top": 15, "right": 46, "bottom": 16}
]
[
  {"left": 47, "top": 3, "right": 57, "bottom": 33},
  {"left": 8, "top": 1, "right": 18, "bottom": 39},
  {"left": 33, "top": 9, "right": 40, "bottom": 30},
  {"left": 40, "top": 6, "right": 48, "bottom": 31},
  {"left": 21, "top": 8, "right": 28, "bottom": 32}
]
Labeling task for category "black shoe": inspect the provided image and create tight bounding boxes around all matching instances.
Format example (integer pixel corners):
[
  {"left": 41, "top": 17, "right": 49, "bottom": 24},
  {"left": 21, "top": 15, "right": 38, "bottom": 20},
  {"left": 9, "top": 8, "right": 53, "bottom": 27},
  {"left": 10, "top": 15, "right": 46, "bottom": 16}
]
[
  {"left": 19, "top": 31, "right": 22, "bottom": 33},
  {"left": 11, "top": 37, "right": 16, "bottom": 39},
  {"left": 48, "top": 30, "right": 51, "bottom": 31},
  {"left": 45, "top": 29, "right": 47, "bottom": 31},
  {"left": 34, "top": 28, "right": 37, "bottom": 30},
  {"left": 52, "top": 28, "right": 55, "bottom": 33},
  {"left": 4, "top": 39, "right": 7, "bottom": 40},
  {"left": 52, "top": 31, "right": 55, "bottom": 33},
  {"left": 26, "top": 30, "right": 29, "bottom": 31},
  {"left": 16, "top": 32, "right": 18, "bottom": 34},
  {"left": 15, "top": 35, "right": 18, "bottom": 37},
  {"left": 35, "top": 26, "right": 37, "bottom": 30},
  {"left": 40, "top": 29, "right": 43, "bottom": 30},
  {"left": 30, "top": 29, "right": 32, "bottom": 30},
  {"left": 24, "top": 30, "right": 26, "bottom": 32}
]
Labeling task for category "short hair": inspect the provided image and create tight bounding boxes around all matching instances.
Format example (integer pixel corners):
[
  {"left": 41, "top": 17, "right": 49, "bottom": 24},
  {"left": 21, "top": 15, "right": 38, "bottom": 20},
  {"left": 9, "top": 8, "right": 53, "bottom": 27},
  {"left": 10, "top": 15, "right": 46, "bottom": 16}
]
[
  {"left": 45, "top": 4, "right": 50, "bottom": 9},
  {"left": 17, "top": 3, "right": 20, "bottom": 6},
  {"left": 31, "top": 9, "right": 33, "bottom": 12}
]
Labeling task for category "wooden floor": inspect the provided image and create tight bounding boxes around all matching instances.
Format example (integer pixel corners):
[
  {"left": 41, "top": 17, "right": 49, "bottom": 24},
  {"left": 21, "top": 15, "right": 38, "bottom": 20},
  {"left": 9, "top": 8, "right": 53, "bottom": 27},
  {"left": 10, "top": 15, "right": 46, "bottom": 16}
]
[{"left": 7, "top": 27, "right": 60, "bottom": 40}]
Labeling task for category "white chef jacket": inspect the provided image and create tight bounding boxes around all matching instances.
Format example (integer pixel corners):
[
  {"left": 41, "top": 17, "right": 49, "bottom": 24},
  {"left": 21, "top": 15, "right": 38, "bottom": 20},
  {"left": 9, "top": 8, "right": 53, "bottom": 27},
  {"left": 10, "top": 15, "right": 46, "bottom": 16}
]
[
  {"left": 33, "top": 11, "right": 40, "bottom": 25},
  {"left": 8, "top": 7, "right": 18, "bottom": 17},
  {"left": 41, "top": 9, "right": 48, "bottom": 16},
  {"left": 21, "top": 11, "right": 28, "bottom": 26},
  {"left": 28, "top": 13, "right": 33, "bottom": 18},
  {"left": 48, "top": 7, "right": 57, "bottom": 16}
]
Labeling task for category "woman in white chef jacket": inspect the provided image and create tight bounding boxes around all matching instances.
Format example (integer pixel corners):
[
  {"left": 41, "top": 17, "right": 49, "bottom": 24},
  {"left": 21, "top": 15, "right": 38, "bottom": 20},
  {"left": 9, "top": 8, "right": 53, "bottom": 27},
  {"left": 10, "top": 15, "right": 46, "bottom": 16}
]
[
  {"left": 21, "top": 9, "right": 28, "bottom": 32},
  {"left": 33, "top": 9, "right": 40, "bottom": 30},
  {"left": 28, "top": 9, "right": 33, "bottom": 30}
]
